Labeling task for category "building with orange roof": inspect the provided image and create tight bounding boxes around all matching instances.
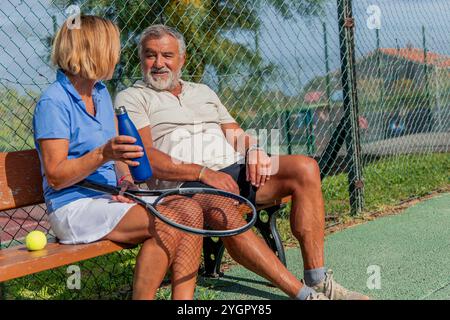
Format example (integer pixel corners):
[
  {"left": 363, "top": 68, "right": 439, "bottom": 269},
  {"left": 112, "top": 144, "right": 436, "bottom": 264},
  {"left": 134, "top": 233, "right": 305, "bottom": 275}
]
[{"left": 378, "top": 48, "right": 450, "bottom": 69}]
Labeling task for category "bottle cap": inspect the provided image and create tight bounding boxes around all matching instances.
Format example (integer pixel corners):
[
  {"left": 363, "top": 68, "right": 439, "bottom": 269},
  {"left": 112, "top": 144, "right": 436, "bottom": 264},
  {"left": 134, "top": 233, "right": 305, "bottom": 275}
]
[{"left": 115, "top": 106, "right": 127, "bottom": 115}]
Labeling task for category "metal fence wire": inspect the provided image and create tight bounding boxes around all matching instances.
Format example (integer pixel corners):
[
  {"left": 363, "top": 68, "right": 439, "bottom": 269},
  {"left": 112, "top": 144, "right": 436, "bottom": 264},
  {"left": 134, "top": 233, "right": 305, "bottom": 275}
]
[{"left": 1, "top": 0, "right": 449, "bottom": 299}]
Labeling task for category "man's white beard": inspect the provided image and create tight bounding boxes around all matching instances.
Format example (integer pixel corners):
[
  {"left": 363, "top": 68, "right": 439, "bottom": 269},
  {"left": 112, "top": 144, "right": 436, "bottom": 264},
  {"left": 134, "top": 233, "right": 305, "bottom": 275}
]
[{"left": 144, "top": 67, "right": 181, "bottom": 91}]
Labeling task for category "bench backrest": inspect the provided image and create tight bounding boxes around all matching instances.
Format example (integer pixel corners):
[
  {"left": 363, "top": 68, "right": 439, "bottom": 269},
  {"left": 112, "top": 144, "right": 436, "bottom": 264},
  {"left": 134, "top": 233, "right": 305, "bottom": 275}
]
[{"left": 0, "top": 149, "right": 43, "bottom": 211}]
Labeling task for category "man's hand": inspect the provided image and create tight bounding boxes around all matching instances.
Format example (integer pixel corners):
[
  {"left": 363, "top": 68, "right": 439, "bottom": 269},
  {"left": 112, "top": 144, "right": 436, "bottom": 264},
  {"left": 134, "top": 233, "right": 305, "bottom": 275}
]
[
  {"left": 200, "top": 168, "right": 240, "bottom": 195},
  {"left": 246, "top": 149, "right": 272, "bottom": 188}
]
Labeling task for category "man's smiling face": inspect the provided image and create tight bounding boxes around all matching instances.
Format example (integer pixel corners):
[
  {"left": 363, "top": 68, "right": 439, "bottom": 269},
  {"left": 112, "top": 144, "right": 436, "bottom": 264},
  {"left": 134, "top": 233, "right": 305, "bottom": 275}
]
[{"left": 141, "top": 34, "right": 185, "bottom": 91}]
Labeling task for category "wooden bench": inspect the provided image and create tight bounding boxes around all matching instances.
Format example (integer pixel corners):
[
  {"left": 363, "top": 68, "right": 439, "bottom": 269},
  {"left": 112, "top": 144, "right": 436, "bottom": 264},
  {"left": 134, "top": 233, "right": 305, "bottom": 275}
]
[{"left": 0, "top": 149, "right": 289, "bottom": 296}]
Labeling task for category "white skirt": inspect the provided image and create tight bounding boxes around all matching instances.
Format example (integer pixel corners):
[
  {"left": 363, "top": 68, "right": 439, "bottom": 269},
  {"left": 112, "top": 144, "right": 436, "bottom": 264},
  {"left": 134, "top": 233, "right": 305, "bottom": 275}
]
[{"left": 49, "top": 194, "right": 141, "bottom": 244}]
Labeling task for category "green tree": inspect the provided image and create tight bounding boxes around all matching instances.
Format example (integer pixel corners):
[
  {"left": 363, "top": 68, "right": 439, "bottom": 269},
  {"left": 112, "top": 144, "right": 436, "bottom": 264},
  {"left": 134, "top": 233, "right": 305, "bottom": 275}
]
[
  {"left": 52, "top": 0, "right": 324, "bottom": 94},
  {"left": 0, "top": 88, "right": 38, "bottom": 151}
]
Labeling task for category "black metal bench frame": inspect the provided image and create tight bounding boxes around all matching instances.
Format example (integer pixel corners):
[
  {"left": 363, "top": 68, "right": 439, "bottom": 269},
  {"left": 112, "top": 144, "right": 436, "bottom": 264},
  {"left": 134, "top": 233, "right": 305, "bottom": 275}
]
[{"left": 202, "top": 201, "right": 288, "bottom": 277}]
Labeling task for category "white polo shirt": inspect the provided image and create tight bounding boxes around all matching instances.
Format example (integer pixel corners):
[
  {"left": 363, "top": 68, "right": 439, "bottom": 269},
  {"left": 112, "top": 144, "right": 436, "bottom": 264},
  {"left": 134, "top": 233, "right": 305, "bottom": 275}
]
[{"left": 114, "top": 80, "right": 244, "bottom": 189}]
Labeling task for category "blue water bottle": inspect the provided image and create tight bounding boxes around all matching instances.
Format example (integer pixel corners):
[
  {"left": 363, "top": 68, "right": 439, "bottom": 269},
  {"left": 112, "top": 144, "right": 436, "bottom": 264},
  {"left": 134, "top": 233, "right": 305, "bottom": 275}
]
[{"left": 115, "top": 106, "right": 153, "bottom": 183}]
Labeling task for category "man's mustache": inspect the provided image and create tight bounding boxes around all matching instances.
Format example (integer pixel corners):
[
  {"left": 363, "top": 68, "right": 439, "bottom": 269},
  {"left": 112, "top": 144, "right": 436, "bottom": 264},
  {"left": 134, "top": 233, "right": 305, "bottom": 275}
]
[{"left": 150, "top": 67, "right": 171, "bottom": 74}]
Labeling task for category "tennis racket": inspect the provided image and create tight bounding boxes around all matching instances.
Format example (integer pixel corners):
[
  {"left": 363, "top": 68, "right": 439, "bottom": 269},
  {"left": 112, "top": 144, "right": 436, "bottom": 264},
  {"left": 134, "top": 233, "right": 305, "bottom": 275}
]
[{"left": 76, "top": 180, "right": 257, "bottom": 237}]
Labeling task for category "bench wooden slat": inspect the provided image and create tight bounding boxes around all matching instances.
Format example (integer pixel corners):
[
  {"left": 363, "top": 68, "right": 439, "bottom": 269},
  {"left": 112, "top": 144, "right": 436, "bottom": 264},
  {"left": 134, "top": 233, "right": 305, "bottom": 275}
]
[
  {"left": 0, "top": 150, "right": 43, "bottom": 211},
  {"left": 0, "top": 240, "right": 133, "bottom": 282},
  {"left": 256, "top": 196, "right": 291, "bottom": 211}
]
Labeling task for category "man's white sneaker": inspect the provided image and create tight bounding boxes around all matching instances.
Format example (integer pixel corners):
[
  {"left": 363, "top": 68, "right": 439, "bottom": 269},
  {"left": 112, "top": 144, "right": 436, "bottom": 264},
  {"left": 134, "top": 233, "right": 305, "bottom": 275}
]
[
  {"left": 312, "top": 269, "right": 370, "bottom": 300},
  {"left": 305, "top": 292, "right": 330, "bottom": 300}
]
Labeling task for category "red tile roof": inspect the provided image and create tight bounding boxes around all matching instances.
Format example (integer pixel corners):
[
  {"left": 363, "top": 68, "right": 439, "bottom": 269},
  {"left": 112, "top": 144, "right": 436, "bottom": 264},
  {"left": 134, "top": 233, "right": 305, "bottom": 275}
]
[
  {"left": 379, "top": 48, "right": 450, "bottom": 68},
  {"left": 304, "top": 91, "right": 324, "bottom": 103}
]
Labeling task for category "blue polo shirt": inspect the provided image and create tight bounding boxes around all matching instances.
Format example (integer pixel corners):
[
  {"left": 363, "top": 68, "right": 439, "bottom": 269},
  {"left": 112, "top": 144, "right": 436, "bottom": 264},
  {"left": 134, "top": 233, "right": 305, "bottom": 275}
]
[{"left": 33, "top": 70, "right": 117, "bottom": 213}]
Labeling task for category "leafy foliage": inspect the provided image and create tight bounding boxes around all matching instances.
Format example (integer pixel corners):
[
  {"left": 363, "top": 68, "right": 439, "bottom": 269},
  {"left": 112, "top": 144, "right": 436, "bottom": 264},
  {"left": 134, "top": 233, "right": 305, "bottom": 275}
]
[
  {"left": 0, "top": 88, "right": 37, "bottom": 151},
  {"left": 51, "top": 0, "right": 325, "bottom": 92}
]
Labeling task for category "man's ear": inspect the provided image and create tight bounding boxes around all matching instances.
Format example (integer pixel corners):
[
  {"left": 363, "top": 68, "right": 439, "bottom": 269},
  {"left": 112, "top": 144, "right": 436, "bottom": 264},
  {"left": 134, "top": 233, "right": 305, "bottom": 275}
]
[{"left": 181, "top": 53, "right": 186, "bottom": 67}]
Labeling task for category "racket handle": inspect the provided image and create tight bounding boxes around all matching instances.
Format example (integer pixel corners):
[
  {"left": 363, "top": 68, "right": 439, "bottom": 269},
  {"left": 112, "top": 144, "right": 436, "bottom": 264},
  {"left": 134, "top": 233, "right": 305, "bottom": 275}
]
[{"left": 77, "top": 180, "right": 120, "bottom": 194}]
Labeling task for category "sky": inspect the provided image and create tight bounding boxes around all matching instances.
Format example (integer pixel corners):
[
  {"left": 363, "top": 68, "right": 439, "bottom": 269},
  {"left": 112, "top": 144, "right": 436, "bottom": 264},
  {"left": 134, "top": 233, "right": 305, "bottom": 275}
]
[{"left": 1, "top": 0, "right": 449, "bottom": 95}]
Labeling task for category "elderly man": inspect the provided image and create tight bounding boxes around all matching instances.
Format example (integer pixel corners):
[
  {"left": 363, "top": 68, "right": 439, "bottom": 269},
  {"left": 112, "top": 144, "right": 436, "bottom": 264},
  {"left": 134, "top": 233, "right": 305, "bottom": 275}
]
[{"left": 114, "top": 24, "right": 369, "bottom": 300}]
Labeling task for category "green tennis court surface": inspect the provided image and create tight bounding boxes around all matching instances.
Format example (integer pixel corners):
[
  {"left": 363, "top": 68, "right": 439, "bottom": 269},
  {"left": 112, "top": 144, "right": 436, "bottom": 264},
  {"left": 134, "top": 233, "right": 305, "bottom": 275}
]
[{"left": 197, "top": 193, "right": 450, "bottom": 300}]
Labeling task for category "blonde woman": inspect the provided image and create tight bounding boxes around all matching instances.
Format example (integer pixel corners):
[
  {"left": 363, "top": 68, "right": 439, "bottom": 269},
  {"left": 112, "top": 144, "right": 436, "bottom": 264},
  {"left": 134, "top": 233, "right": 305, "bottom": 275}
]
[{"left": 32, "top": 15, "right": 202, "bottom": 300}]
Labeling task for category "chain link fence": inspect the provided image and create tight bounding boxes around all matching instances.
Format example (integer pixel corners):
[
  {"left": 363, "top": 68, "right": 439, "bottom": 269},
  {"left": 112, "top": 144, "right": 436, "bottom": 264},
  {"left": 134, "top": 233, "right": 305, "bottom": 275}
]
[{"left": 1, "top": 0, "right": 449, "bottom": 299}]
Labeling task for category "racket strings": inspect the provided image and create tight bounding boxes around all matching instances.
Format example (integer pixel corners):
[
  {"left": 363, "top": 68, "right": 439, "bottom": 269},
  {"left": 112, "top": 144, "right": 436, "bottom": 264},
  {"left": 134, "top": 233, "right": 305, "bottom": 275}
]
[
  {"left": 155, "top": 195, "right": 204, "bottom": 230},
  {"left": 155, "top": 192, "right": 254, "bottom": 232},
  {"left": 195, "top": 194, "right": 251, "bottom": 231}
]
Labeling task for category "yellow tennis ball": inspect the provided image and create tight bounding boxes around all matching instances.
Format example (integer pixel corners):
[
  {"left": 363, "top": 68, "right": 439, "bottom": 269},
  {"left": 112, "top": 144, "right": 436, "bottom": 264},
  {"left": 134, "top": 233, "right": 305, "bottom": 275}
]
[{"left": 25, "top": 231, "right": 47, "bottom": 251}]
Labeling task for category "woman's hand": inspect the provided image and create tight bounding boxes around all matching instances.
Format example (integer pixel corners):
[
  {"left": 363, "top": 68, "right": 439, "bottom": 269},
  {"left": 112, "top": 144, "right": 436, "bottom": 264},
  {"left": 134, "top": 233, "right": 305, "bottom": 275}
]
[
  {"left": 101, "top": 136, "right": 144, "bottom": 166},
  {"left": 111, "top": 179, "right": 139, "bottom": 203}
]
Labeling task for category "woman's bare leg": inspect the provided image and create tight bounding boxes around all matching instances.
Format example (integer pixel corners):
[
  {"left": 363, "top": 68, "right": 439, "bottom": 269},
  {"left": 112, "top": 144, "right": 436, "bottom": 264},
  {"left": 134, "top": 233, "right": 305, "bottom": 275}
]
[
  {"left": 160, "top": 196, "right": 204, "bottom": 300},
  {"left": 170, "top": 232, "right": 203, "bottom": 300},
  {"left": 103, "top": 204, "right": 181, "bottom": 300}
]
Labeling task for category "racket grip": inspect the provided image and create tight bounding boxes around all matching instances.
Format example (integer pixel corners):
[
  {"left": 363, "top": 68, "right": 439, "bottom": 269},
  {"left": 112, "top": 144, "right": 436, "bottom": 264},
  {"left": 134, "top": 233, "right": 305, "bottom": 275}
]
[{"left": 77, "top": 180, "right": 120, "bottom": 195}]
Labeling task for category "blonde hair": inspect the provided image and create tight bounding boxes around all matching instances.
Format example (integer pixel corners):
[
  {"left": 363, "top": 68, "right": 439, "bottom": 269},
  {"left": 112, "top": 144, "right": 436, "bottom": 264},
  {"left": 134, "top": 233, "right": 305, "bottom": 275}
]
[{"left": 51, "top": 15, "right": 120, "bottom": 81}]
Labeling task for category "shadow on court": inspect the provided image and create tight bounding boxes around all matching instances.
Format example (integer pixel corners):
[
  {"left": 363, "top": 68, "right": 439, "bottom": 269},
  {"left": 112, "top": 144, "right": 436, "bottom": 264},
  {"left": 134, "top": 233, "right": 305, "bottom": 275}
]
[{"left": 197, "top": 193, "right": 450, "bottom": 300}]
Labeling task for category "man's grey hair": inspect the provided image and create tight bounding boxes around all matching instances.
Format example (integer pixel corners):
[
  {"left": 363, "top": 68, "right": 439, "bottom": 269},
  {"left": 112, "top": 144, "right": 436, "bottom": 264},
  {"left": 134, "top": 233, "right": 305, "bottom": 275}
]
[{"left": 139, "top": 24, "right": 186, "bottom": 58}]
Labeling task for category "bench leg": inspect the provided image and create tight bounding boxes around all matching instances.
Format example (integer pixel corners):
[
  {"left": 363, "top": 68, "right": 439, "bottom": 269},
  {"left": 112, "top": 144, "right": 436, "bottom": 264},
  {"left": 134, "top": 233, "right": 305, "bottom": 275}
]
[
  {"left": 255, "top": 205, "right": 287, "bottom": 266},
  {"left": 202, "top": 236, "right": 225, "bottom": 278},
  {"left": 201, "top": 204, "right": 286, "bottom": 277},
  {"left": 0, "top": 282, "right": 6, "bottom": 300}
]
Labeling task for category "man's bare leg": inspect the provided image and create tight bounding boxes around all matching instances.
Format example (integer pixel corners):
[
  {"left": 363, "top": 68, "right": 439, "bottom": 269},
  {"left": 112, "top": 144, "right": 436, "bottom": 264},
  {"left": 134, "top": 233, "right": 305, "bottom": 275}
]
[
  {"left": 256, "top": 155, "right": 369, "bottom": 300},
  {"left": 196, "top": 194, "right": 304, "bottom": 298},
  {"left": 256, "top": 154, "right": 325, "bottom": 270},
  {"left": 221, "top": 230, "right": 304, "bottom": 298}
]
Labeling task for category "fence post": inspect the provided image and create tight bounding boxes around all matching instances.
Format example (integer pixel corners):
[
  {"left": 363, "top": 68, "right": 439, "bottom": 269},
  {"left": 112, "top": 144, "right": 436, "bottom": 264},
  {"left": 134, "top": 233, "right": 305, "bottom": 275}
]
[
  {"left": 283, "top": 110, "right": 293, "bottom": 155},
  {"left": 376, "top": 28, "right": 384, "bottom": 112},
  {"left": 422, "top": 25, "right": 430, "bottom": 110},
  {"left": 305, "top": 109, "right": 315, "bottom": 155},
  {"left": 337, "top": 0, "right": 364, "bottom": 215},
  {"left": 0, "top": 237, "right": 5, "bottom": 299},
  {"left": 323, "top": 22, "right": 331, "bottom": 105}
]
